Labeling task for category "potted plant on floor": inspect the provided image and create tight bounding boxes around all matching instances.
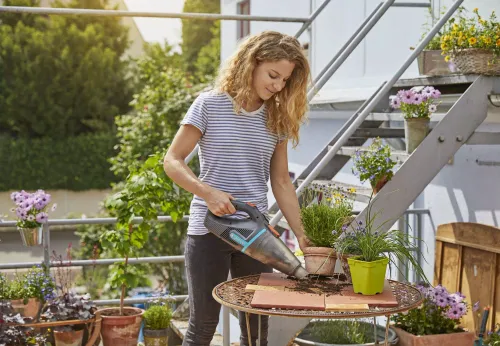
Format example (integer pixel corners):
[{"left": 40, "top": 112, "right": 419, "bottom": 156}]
[
  {"left": 143, "top": 301, "right": 173, "bottom": 346},
  {"left": 41, "top": 292, "right": 96, "bottom": 346},
  {"left": 391, "top": 283, "right": 476, "bottom": 346},
  {"left": 98, "top": 153, "right": 189, "bottom": 346},
  {"left": 440, "top": 8, "right": 500, "bottom": 76},
  {"left": 484, "top": 324, "right": 500, "bottom": 345},
  {"left": 335, "top": 205, "right": 428, "bottom": 295},
  {"left": 300, "top": 184, "right": 355, "bottom": 277},
  {"left": 9, "top": 189, "right": 57, "bottom": 246},
  {"left": 351, "top": 138, "right": 397, "bottom": 194},
  {"left": 389, "top": 86, "right": 441, "bottom": 153},
  {"left": 295, "top": 319, "right": 399, "bottom": 346}
]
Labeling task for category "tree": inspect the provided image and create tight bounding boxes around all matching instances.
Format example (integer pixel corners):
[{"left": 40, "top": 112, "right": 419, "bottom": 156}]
[
  {"left": 195, "top": 20, "right": 221, "bottom": 80},
  {"left": 0, "top": 0, "right": 133, "bottom": 138},
  {"left": 181, "top": 0, "right": 220, "bottom": 75}
]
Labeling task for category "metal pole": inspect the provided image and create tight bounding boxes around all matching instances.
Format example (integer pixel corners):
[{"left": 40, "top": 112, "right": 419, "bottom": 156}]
[
  {"left": 416, "top": 213, "right": 423, "bottom": 283},
  {"left": 391, "top": 2, "right": 431, "bottom": 7},
  {"left": 222, "top": 306, "right": 230, "bottom": 346},
  {"left": 311, "top": 2, "right": 384, "bottom": 86},
  {"left": 42, "top": 223, "right": 50, "bottom": 269},
  {"left": 294, "top": 0, "right": 332, "bottom": 38},
  {"left": 0, "top": 6, "right": 309, "bottom": 22},
  {"left": 307, "top": 0, "right": 396, "bottom": 102},
  {"left": 94, "top": 295, "right": 188, "bottom": 305},
  {"left": 269, "top": 0, "right": 464, "bottom": 227}
]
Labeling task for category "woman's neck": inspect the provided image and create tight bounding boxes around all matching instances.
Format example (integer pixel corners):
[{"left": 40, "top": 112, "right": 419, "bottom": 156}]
[{"left": 243, "top": 93, "right": 264, "bottom": 112}]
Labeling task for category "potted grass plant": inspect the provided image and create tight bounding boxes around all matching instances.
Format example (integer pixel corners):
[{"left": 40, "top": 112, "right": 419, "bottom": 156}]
[
  {"left": 335, "top": 204, "right": 428, "bottom": 295},
  {"left": 300, "top": 184, "right": 355, "bottom": 277},
  {"left": 142, "top": 302, "right": 173, "bottom": 346},
  {"left": 295, "top": 319, "right": 399, "bottom": 346},
  {"left": 351, "top": 138, "right": 397, "bottom": 194},
  {"left": 389, "top": 86, "right": 441, "bottom": 154},
  {"left": 391, "top": 283, "right": 475, "bottom": 346}
]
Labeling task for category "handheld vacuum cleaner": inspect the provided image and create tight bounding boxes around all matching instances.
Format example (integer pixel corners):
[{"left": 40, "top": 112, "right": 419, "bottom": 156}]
[{"left": 204, "top": 200, "right": 308, "bottom": 279}]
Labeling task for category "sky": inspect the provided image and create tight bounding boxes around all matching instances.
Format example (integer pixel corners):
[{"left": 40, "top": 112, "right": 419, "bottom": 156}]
[{"left": 124, "top": 0, "right": 185, "bottom": 48}]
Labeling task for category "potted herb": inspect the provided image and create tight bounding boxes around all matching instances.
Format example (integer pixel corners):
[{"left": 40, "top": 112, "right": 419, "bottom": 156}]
[
  {"left": 143, "top": 302, "right": 173, "bottom": 346},
  {"left": 295, "top": 319, "right": 399, "bottom": 345},
  {"left": 351, "top": 138, "right": 396, "bottom": 194},
  {"left": 441, "top": 8, "right": 500, "bottom": 76},
  {"left": 389, "top": 86, "right": 441, "bottom": 153},
  {"left": 300, "top": 185, "right": 354, "bottom": 276},
  {"left": 392, "top": 283, "right": 476, "bottom": 346},
  {"left": 98, "top": 153, "right": 188, "bottom": 346},
  {"left": 41, "top": 292, "right": 96, "bottom": 346},
  {"left": 485, "top": 324, "right": 500, "bottom": 345},
  {"left": 9, "top": 189, "right": 57, "bottom": 246},
  {"left": 335, "top": 205, "right": 427, "bottom": 295}
]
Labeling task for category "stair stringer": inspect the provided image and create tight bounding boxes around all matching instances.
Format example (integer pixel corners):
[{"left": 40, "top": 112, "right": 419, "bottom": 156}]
[{"left": 352, "top": 76, "right": 493, "bottom": 234}]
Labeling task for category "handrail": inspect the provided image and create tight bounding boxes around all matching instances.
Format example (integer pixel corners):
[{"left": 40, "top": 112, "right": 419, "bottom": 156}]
[
  {"left": 269, "top": 0, "right": 465, "bottom": 226},
  {"left": 0, "top": 215, "right": 189, "bottom": 227},
  {"left": 294, "top": 0, "right": 332, "bottom": 38}
]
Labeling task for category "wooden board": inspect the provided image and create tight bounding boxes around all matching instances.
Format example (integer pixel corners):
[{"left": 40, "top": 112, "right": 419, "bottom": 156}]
[
  {"left": 435, "top": 222, "right": 500, "bottom": 334},
  {"left": 324, "top": 280, "right": 398, "bottom": 307},
  {"left": 250, "top": 290, "right": 325, "bottom": 311},
  {"left": 325, "top": 303, "right": 370, "bottom": 311}
]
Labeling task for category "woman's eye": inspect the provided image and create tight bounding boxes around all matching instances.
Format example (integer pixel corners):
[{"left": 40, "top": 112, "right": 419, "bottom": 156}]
[{"left": 269, "top": 74, "right": 278, "bottom": 79}]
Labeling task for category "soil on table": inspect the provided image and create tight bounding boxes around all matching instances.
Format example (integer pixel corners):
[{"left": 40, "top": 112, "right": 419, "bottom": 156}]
[{"left": 286, "top": 274, "right": 350, "bottom": 297}]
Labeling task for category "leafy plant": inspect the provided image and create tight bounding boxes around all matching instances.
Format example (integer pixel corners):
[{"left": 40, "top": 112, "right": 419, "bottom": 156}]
[
  {"left": 390, "top": 86, "right": 442, "bottom": 119},
  {"left": 41, "top": 292, "right": 96, "bottom": 331},
  {"left": 305, "top": 320, "right": 373, "bottom": 344},
  {"left": 392, "top": 283, "right": 469, "bottom": 335},
  {"left": 143, "top": 304, "right": 173, "bottom": 330},
  {"left": 100, "top": 152, "right": 191, "bottom": 315},
  {"left": 0, "top": 267, "right": 56, "bottom": 303},
  {"left": 351, "top": 138, "right": 397, "bottom": 189},
  {"left": 440, "top": 8, "right": 500, "bottom": 64},
  {"left": 486, "top": 324, "right": 500, "bottom": 345},
  {"left": 9, "top": 190, "right": 56, "bottom": 229},
  {"left": 300, "top": 185, "right": 354, "bottom": 247}
]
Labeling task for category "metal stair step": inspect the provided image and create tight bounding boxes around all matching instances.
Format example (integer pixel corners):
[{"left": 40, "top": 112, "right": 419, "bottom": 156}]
[
  {"left": 393, "top": 74, "right": 478, "bottom": 88},
  {"left": 467, "top": 131, "right": 500, "bottom": 145},
  {"left": 301, "top": 179, "right": 373, "bottom": 204},
  {"left": 352, "top": 127, "right": 404, "bottom": 138},
  {"left": 335, "top": 146, "right": 409, "bottom": 164}
]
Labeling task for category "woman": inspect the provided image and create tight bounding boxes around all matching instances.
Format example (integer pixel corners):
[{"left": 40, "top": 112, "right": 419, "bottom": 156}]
[{"left": 164, "top": 30, "right": 311, "bottom": 346}]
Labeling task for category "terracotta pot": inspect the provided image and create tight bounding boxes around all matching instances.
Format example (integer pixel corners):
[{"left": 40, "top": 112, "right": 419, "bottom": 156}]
[
  {"left": 10, "top": 298, "right": 41, "bottom": 318},
  {"left": 144, "top": 328, "right": 169, "bottom": 346},
  {"left": 393, "top": 326, "right": 476, "bottom": 346},
  {"left": 54, "top": 329, "right": 84, "bottom": 346},
  {"left": 99, "top": 307, "right": 144, "bottom": 346},
  {"left": 303, "top": 247, "right": 337, "bottom": 276},
  {"left": 372, "top": 175, "right": 389, "bottom": 194}
]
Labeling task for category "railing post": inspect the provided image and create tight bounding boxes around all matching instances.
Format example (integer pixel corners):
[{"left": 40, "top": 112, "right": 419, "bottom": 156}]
[{"left": 222, "top": 305, "right": 230, "bottom": 346}]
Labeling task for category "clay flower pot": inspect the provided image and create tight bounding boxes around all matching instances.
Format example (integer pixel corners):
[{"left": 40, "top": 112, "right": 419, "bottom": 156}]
[
  {"left": 10, "top": 298, "right": 41, "bottom": 318},
  {"left": 99, "top": 307, "right": 144, "bottom": 346},
  {"left": 303, "top": 247, "right": 337, "bottom": 276},
  {"left": 393, "top": 326, "right": 475, "bottom": 346},
  {"left": 53, "top": 329, "right": 84, "bottom": 346},
  {"left": 144, "top": 328, "right": 169, "bottom": 346},
  {"left": 372, "top": 175, "right": 390, "bottom": 194}
]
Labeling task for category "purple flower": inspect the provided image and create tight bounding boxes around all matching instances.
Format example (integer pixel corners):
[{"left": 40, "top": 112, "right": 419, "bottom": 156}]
[
  {"left": 431, "top": 89, "right": 441, "bottom": 99},
  {"left": 473, "top": 301, "right": 480, "bottom": 312},
  {"left": 401, "top": 90, "right": 416, "bottom": 104},
  {"left": 446, "top": 306, "right": 462, "bottom": 319},
  {"left": 436, "top": 295, "right": 448, "bottom": 307},
  {"left": 390, "top": 96, "right": 401, "bottom": 109},
  {"left": 36, "top": 212, "right": 48, "bottom": 223},
  {"left": 422, "top": 86, "right": 435, "bottom": 98},
  {"left": 413, "top": 94, "right": 423, "bottom": 105}
]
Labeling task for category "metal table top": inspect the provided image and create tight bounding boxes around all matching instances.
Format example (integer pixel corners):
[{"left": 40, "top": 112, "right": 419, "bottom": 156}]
[{"left": 212, "top": 274, "right": 423, "bottom": 319}]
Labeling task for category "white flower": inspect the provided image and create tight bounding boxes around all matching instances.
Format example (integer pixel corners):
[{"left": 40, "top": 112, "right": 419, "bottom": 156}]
[
  {"left": 51, "top": 203, "right": 58, "bottom": 212},
  {"left": 27, "top": 215, "right": 35, "bottom": 222},
  {"left": 428, "top": 104, "right": 437, "bottom": 113}
]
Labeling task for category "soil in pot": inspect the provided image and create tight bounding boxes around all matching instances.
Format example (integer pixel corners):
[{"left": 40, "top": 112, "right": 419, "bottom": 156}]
[
  {"left": 99, "top": 307, "right": 144, "bottom": 346},
  {"left": 286, "top": 274, "right": 349, "bottom": 296},
  {"left": 303, "top": 247, "right": 337, "bottom": 276},
  {"left": 53, "top": 328, "right": 84, "bottom": 346},
  {"left": 144, "top": 328, "right": 169, "bottom": 346},
  {"left": 295, "top": 320, "right": 398, "bottom": 345}
]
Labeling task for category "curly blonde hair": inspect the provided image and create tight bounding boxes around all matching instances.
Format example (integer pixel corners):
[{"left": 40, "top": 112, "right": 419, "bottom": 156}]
[{"left": 215, "top": 31, "right": 310, "bottom": 147}]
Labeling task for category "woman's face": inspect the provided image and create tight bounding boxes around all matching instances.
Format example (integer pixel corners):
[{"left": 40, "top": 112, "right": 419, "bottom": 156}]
[{"left": 252, "top": 59, "right": 295, "bottom": 101}]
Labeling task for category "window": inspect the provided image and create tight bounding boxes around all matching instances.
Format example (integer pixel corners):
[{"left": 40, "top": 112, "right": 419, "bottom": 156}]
[{"left": 237, "top": 0, "right": 250, "bottom": 40}]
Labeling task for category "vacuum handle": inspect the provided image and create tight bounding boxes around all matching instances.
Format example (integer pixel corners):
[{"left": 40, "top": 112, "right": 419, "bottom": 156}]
[{"left": 231, "top": 200, "right": 262, "bottom": 221}]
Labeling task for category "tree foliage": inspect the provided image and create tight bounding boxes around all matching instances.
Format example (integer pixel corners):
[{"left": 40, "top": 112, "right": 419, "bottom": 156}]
[{"left": 0, "top": 0, "right": 133, "bottom": 138}]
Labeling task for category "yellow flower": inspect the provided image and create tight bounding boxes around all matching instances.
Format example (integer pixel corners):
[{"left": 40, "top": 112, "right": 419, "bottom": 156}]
[
  {"left": 440, "top": 42, "right": 448, "bottom": 50},
  {"left": 348, "top": 187, "right": 356, "bottom": 193},
  {"left": 453, "top": 24, "right": 459, "bottom": 31},
  {"left": 480, "top": 19, "right": 487, "bottom": 25},
  {"left": 473, "top": 8, "right": 479, "bottom": 13},
  {"left": 445, "top": 56, "right": 451, "bottom": 62},
  {"left": 469, "top": 37, "right": 477, "bottom": 45},
  {"left": 483, "top": 36, "right": 492, "bottom": 45},
  {"left": 496, "top": 39, "right": 500, "bottom": 47}
]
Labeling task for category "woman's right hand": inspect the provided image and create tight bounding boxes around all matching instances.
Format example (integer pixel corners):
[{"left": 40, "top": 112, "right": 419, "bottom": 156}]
[{"left": 203, "top": 186, "right": 236, "bottom": 216}]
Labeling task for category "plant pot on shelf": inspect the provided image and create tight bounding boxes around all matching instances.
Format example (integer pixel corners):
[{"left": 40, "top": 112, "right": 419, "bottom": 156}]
[
  {"left": 303, "top": 247, "right": 337, "bottom": 277},
  {"left": 10, "top": 298, "right": 41, "bottom": 318},
  {"left": 417, "top": 50, "right": 457, "bottom": 76},
  {"left": 18, "top": 226, "right": 43, "bottom": 247},
  {"left": 348, "top": 256, "right": 389, "bottom": 295},
  {"left": 371, "top": 175, "right": 389, "bottom": 194},
  {"left": 393, "top": 326, "right": 475, "bottom": 346},
  {"left": 53, "top": 328, "right": 84, "bottom": 346},
  {"left": 144, "top": 328, "right": 169, "bottom": 346},
  {"left": 99, "top": 307, "right": 144, "bottom": 346},
  {"left": 404, "top": 117, "right": 430, "bottom": 154},
  {"left": 452, "top": 48, "right": 500, "bottom": 76}
]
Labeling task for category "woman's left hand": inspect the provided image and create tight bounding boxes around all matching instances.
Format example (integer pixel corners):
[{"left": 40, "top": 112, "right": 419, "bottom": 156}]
[{"left": 297, "top": 235, "right": 312, "bottom": 251}]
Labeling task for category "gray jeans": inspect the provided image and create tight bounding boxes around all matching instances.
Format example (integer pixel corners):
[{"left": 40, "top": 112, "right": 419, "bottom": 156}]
[{"left": 183, "top": 233, "right": 272, "bottom": 346}]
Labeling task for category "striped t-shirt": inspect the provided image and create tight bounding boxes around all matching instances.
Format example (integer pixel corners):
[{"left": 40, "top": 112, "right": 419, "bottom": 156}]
[{"left": 180, "top": 90, "right": 282, "bottom": 236}]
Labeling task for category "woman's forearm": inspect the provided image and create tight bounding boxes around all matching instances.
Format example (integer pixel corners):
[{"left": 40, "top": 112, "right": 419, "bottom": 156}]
[
  {"left": 271, "top": 178, "right": 305, "bottom": 240},
  {"left": 164, "top": 156, "right": 210, "bottom": 199}
]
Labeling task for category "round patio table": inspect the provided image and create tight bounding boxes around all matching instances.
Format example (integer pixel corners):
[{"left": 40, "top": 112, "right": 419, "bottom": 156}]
[{"left": 212, "top": 274, "right": 424, "bottom": 346}]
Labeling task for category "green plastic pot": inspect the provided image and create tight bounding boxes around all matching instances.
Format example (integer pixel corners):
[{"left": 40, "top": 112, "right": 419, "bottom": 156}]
[{"left": 347, "top": 256, "right": 389, "bottom": 295}]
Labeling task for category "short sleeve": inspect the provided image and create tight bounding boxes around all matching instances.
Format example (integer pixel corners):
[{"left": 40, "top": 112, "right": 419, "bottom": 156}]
[{"left": 180, "top": 93, "right": 208, "bottom": 135}]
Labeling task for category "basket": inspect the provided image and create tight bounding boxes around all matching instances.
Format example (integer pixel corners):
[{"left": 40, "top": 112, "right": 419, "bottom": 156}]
[{"left": 452, "top": 48, "right": 500, "bottom": 76}]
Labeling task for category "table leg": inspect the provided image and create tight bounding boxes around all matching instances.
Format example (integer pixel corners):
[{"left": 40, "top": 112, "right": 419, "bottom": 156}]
[
  {"left": 373, "top": 317, "right": 378, "bottom": 345},
  {"left": 385, "top": 315, "right": 391, "bottom": 346},
  {"left": 258, "top": 315, "right": 261, "bottom": 346},
  {"left": 245, "top": 312, "right": 252, "bottom": 346}
]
